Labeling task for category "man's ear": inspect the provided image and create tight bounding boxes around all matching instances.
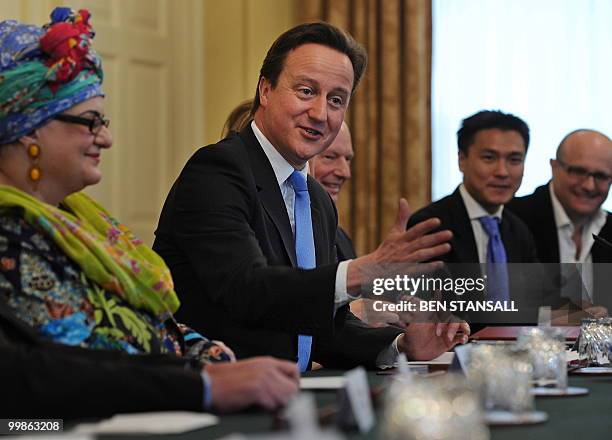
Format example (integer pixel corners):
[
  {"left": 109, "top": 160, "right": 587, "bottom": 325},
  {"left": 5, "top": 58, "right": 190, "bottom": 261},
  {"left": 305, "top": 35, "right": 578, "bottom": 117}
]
[
  {"left": 258, "top": 77, "right": 272, "bottom": 108},
  {"left": 549, "top": 158, "right": 559, "bottom": 178},
  {"left": 458, "top": 149, "right": 467, "bottom": 172}
]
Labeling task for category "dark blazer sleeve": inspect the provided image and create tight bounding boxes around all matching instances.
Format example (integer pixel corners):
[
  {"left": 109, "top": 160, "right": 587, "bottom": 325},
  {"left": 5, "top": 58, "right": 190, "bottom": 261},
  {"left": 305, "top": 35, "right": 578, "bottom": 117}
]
[
  {"left": 0, "top": 304, "right": 202, "bottom": 420},
  {"left": 2, "top": 343, "right": 203, "bottom": 420}
]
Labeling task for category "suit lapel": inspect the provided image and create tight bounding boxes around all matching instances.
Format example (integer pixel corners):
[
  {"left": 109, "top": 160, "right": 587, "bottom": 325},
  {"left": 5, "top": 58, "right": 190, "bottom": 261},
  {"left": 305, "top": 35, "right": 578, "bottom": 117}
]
[
  {"left": 500, "top": 211, "right": 520, "bottom": 261},
  {"left": 448, "top": 189, "right": 479, "bottom": 262},
  {"left": 240, "top": 126, "right": 297, "bottom": 267},
  {"left": 532, "top": 185, "right": 560, "bottom": 262}
]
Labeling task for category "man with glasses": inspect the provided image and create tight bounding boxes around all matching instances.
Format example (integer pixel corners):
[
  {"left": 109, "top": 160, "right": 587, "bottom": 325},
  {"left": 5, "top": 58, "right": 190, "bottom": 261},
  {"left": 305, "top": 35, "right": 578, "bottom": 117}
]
[{"left": 508, "top": 129, "right": 612, "bottom": 312}]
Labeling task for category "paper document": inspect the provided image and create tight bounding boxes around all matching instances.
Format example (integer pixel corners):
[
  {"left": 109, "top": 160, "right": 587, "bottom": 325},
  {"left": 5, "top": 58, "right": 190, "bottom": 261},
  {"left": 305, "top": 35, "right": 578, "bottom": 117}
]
[
  {"left": 73, "top": 411, "right": 218, "bottom": 435},
  {"left": 300, "top": 376, "right": 346, "bottom": 389},
  {"left": 401, "top": 351, "right": 455, "bottom": 366}
]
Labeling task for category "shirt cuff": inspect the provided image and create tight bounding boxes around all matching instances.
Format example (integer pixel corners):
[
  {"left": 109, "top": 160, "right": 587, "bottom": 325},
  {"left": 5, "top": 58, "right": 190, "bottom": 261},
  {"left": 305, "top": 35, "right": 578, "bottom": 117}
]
[
  {"left": 334, "top": 259, "right": 359, "bottom": 311},
  {"left": 375, "top": 334, "right": 402, "bottom": 368},
  {"left": 200, "top": 369, "right": 213, "bottom": 410}
]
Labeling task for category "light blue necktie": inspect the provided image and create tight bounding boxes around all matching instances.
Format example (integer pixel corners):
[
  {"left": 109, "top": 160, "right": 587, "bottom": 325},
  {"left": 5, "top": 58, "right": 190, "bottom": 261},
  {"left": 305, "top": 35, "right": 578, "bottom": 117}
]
[
  {"left": 288, "top": 170, "right": 315, "bottom": 372},
  {"left": 479, "top": 216, "right": 510, "bottom": 301}
]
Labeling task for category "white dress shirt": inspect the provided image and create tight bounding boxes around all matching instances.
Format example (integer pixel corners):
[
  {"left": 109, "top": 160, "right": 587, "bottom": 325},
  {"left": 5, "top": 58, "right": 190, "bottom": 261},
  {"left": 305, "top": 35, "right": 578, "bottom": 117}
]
[
  {"left": 458, "top": 184, "right": 504, "bottom": 264},
  {"left": 549, "top": 182, "right": 606, "bottom": 302}
]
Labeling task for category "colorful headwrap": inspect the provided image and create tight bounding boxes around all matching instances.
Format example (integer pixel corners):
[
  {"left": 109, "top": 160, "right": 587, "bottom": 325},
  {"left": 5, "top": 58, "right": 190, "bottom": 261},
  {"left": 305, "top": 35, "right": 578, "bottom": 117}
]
[{"left": 0, "top": 7, "right": 103, "bottom": 145}]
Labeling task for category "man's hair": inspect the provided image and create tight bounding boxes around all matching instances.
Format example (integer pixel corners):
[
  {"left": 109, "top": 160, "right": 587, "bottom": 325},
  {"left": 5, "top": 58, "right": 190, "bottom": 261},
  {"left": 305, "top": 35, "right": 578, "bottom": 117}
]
[
  {"left": 457, "top": 110, "right": 530, "bottom": 154},
  {"left": 251, "top": 22, "right": 367, "bottom": 115},
  {"left": 556, "top": 129, "right": 611, "bottom": 159}
]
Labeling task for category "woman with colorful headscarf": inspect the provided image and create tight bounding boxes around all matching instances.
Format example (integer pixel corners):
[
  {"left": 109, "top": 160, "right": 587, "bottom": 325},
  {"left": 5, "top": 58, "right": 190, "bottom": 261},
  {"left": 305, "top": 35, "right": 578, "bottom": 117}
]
[
  {"left": 0, "top": 7, "right": 215, "bottom": 359},
  {"left": 0, "top": 7, "right": 224, "bottom": 360}
]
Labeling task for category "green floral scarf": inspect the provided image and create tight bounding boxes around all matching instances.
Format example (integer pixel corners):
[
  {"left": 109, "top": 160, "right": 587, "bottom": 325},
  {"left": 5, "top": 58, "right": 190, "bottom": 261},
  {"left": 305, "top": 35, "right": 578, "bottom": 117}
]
[{"left": 0, "top": 186, "right": 180, "bottom": 317}]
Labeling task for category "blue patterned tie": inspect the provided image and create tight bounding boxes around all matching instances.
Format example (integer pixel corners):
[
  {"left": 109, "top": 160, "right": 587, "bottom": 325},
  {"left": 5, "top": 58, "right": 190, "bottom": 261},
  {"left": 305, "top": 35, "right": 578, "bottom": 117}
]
[
  {"left": 288, "top": 170, "right": 315, "bottom": 372},
  {"left": 479, "top": 216, "right": 510, "bottom": 301}
]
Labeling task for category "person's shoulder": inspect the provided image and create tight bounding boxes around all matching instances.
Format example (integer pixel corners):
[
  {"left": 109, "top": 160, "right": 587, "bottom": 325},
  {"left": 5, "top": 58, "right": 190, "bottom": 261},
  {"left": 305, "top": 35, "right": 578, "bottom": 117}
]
[
  {"left": 502, "top": 208, "right": 538, "bottom": 249},
  {"left": 188, "top": 132, "right": 248, "bottom": 166},
  {"left": 507, "top": 184, "right": 548, "bottom": 214},
  {"left": 177, "top": 132, "right": 254, "bottom": 187},
  {"left": 503, "top": 207, "right": 531, "bottom": 233},
  {"left": 409, "top": 192, "right": 457, "bottom": 225}
]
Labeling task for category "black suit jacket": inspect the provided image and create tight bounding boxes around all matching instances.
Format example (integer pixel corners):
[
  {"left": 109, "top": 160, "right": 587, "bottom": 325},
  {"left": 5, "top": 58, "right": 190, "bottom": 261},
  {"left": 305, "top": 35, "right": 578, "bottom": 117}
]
[
  {"left": 0, "top": 300, "right": 202, "bottom": 420},
  {"left": 336, "top": 227, "right": 357, "bottom": 261},
  {"left": 507, "top": 183, "right": 612, "bottom": 308},
  {"left": 407, "top": 187, "right": 542, "bottom": 325},
  {"left": 153, "top": 126, "right": 401, "bottom": 369}
]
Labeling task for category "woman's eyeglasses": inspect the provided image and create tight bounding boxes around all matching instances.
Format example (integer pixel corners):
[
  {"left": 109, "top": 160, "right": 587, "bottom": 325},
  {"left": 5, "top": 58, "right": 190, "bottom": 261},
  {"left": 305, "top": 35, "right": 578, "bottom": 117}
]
[{"left": 53, "top": 111, "right": 110, "bottom": 135}]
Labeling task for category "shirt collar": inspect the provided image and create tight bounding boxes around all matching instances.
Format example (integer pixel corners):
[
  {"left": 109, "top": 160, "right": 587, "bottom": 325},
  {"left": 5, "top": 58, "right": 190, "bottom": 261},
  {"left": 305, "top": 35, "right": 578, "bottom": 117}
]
[
  {"left": 549, "top": 181, "right": 572, "bottom": 229},
  {"left": 459, "top": 184, "right": 504, "bottom": 220},
  {"left": 549, "top": 181, "right": 607, "bottom": 230},
  {"left": 251, "top": 120, "right": 309, "bottom": 185}
]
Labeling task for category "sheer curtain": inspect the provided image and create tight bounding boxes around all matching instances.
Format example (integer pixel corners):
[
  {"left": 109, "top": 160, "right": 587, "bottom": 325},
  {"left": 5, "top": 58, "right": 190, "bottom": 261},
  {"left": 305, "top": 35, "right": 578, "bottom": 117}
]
[{"left": 432, "top": 0, "right": 612, "bottom": 209}]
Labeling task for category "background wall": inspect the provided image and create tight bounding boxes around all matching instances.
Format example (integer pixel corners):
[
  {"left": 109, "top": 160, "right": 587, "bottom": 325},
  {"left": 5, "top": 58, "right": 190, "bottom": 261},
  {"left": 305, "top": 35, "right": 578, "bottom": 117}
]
[{"left": 203, "top": 0, "right": 296, "bottom": 145}]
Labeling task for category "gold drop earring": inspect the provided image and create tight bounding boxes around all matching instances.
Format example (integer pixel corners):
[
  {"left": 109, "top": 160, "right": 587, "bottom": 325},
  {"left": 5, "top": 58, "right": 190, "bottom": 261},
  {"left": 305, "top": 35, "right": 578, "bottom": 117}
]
[{"left": 27, "top": 143, "right": 41, "bottom": 188}]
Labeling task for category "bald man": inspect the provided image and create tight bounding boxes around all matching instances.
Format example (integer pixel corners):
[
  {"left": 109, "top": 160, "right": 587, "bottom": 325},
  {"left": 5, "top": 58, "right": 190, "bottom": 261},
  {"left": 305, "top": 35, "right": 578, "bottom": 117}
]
[{"left": 508, "top": 129, "right": 612, "bottom": 310}]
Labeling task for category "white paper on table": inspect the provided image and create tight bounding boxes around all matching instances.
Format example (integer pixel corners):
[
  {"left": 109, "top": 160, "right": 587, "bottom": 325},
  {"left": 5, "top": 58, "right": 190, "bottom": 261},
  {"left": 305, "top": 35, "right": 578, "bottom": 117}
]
[
  {"left": 394, "top": 351, "right": 455, "bottom": 366},
  {"left": 73, "top": 411, "right": 218, "bottom": 435},
  {"left": 300, "top": 376, "right": 346, "bottom": 389}
]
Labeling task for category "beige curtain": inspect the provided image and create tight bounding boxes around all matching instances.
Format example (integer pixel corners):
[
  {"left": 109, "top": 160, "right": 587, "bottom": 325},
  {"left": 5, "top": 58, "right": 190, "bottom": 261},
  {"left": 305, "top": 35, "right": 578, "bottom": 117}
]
[{"left": 298, "top": 0, "right": 432, "bottom": 255}]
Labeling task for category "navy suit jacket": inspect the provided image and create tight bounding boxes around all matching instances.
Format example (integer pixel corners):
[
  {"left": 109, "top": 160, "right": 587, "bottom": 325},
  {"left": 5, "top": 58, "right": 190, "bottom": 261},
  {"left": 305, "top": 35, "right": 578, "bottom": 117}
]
[
  {"left": 0, "top": 299, "right": 202, "bottom": 420},
  {"left": 153, "top": 125, "right": 401, "bottom": 369}
]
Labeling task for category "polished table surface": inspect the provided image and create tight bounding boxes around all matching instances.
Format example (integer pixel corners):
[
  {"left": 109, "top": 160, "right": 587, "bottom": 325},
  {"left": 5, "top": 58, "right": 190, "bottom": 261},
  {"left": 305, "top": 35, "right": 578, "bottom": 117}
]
[{"left": 101, "top": 369, "right": 612, "bottom": 440}]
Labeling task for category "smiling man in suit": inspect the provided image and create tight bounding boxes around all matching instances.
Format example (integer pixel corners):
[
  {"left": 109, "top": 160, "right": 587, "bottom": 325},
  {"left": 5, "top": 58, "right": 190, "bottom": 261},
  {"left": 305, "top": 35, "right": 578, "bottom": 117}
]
[
  {"left": 409, "top": 110, "right": 536, "bottom": 266},
  {"left": 508, "top": 129, "right": 612, "bottom": 312},
  {"left": 154, "top": 22, "right": 468, "bottom": 371}
]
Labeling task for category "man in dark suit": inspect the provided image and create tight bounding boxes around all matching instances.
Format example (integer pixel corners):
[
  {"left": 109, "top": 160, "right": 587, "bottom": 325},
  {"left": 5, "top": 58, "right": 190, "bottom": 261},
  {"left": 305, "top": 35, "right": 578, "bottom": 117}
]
[
  {"left": 407, "top": 110, "right": 540, "bottom": 325},
  {"left": 1, "top": 295, "right": 299, "bottom": 419},
  {"left": 154, "top": 23, "right": 468, "bottom": 371},
  {"left": 508, "top": 129, "right": 612, "bottom": 312}
]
